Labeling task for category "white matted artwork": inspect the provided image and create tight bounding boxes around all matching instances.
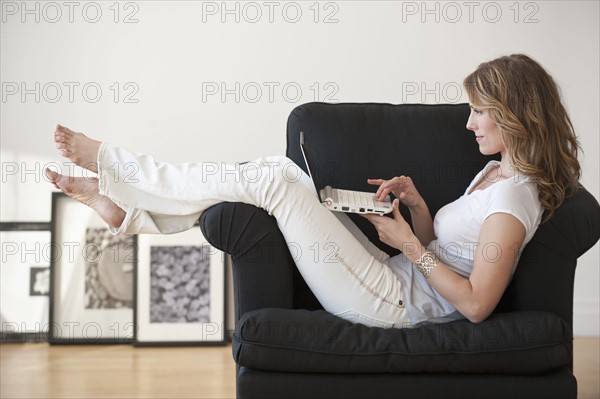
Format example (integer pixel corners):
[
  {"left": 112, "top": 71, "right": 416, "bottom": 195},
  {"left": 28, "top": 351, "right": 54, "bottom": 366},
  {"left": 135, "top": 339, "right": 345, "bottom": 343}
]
[
  {"left": 1, "top": 224, "right": 52, "bottom": 342},
  {"left": 50, "top": 193, "right": 135, "bottom": 343},
  {"left": 135, "top": 227, "right": 226, "bottom": 346}
]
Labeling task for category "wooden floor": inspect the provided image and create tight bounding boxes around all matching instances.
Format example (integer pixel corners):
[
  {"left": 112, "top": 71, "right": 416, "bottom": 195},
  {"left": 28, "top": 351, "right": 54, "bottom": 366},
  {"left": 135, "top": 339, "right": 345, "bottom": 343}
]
[
  {"left": 0, "top": 342, "right": 237, "bottom": 398},
  {"left": 1, "top": 337, "right": 598, "bottom": 398}
]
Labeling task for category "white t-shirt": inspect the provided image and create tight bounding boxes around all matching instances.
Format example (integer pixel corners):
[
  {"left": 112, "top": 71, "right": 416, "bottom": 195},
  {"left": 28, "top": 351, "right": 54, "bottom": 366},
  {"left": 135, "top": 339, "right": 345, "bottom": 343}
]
[{"left": 388, "top": 161, "right": 544, "bottom": 325}]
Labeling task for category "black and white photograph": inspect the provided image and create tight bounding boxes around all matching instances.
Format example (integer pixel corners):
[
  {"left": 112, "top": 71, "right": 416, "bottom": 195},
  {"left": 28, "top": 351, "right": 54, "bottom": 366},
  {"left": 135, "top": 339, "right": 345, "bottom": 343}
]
[
  {"left": 135, "top": 228, "right": 226, "bottom": 346},
  {"left": 29, "top": 267, "right": 50, "bottom": 297},
  {"left": 49, "top": 193, "right": 136, "bottom": 344},
  {"left": 150, "top": 245, "right": 211, "bottom": 324}
]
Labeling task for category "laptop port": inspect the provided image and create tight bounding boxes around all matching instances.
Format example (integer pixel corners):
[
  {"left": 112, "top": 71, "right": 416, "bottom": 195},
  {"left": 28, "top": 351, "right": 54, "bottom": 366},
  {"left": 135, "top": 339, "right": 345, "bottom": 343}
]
[
  {"left": 359, "top": 208, "right": 365, "bottom": 213},
  {"left": 342, "top": 206, "right": 350, "bottom": 211}
]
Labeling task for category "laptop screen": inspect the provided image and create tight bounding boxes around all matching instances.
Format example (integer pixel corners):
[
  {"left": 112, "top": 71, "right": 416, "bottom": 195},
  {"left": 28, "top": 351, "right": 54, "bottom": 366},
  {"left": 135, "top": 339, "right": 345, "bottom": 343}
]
[{"left": 299, "top": 131, "right": 320, "bottom": 196}]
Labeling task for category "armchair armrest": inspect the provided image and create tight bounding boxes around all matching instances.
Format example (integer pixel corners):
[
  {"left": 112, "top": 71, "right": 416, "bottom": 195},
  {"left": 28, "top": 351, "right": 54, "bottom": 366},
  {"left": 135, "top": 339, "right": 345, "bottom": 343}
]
[{"left": 199, "top": 202, "right": 321, "bottom": 322}]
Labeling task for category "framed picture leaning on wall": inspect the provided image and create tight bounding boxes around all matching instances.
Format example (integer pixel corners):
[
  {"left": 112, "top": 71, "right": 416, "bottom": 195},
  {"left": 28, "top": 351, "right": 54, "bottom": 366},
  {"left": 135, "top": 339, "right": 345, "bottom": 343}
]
[
  {"left": 135, "top": 225, "right": 227, "bottom": 346},
  {"left": 1, "top": 222, "right": 52, "bottom": 342},
  {"left": 49, "top": 192, "right": 136, "bottom": 344}
]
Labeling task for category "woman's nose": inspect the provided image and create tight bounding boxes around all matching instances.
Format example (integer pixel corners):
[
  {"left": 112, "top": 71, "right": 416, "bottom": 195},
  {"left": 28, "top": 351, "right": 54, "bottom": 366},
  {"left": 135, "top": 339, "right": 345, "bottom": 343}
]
[{"left": 466, "top": 114, "right": 476, "bottom": 131}]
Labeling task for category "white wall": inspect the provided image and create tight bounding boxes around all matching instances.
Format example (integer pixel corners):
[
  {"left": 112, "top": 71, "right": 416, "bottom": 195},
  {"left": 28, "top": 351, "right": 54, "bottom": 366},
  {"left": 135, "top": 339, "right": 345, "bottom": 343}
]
[{"left": 1, "top": 0, "right": 598, "bottom": 335}]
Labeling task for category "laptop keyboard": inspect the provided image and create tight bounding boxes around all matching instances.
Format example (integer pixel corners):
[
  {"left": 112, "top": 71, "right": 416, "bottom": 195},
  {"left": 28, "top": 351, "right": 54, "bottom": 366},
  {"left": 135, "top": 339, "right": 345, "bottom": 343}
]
[{"left": 334, "top": 189, "right": 376, "bottom": 206}]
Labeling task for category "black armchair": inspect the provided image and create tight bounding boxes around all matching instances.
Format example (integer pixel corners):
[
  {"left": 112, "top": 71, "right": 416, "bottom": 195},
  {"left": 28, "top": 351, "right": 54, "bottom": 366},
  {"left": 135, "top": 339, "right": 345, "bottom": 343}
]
[{"left": 200, "top": 103, "right": 600, "bottom": 399}]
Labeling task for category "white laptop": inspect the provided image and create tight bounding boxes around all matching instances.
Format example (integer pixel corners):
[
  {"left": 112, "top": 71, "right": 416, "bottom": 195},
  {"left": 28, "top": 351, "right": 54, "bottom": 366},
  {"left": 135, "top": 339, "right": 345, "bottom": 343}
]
[{"left": 300, "top": 131, "right": 393, "bottom": 215}]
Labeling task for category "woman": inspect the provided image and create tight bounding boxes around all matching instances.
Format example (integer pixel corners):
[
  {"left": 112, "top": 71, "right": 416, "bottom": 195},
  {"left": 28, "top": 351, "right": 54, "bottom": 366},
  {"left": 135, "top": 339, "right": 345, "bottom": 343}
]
[{"left": 47, "top": 54, "right": 581, "bottom": 328}]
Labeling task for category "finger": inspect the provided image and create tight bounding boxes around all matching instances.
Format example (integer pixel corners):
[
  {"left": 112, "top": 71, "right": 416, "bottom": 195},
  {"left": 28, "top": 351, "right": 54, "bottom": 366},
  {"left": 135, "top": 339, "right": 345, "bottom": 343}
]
[
  {"left": 394, "top": 175, "right": 409, "bottom": 186},
  {"left": 401, "top": 176, "right": 415, "bottom": 192},
  {"left": 378, "top": 176, "right": 405, "bottom": 199},
  {"left": 367, "top": 178, "right": 384, "bottom": 186},
  {"left": 369, "top": 179, "right": 390, "bottom": 200},
  {"left": 375, "top": 180, "right": 393, "bottom": 200},
  {"left": 392, "top": 198, "right": 402, "bottom": 220},
  {"left": 375, "top": 187, "right": 387, "bottom": 201},
  {"left": 393, "top": 178, "right": 412, "bottom": 201}
]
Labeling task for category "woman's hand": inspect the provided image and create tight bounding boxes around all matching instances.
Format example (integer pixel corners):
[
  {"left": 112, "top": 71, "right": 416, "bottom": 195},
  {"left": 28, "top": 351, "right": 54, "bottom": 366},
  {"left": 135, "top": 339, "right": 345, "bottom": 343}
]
[
  {"left": 368, "top": 175, "right": 436, "bottom": 247},
  {"left": 368, "top": 176, "right": 424, "bottom": 209},
  {"left": 362, "top": 199, "right": 422, "bottom": 258}
]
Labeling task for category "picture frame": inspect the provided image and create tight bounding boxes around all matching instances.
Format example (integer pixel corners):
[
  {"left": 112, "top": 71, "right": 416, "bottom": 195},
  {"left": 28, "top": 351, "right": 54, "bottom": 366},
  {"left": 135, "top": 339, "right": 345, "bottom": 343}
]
[
  {"left": 1, "top": 222, "right": 52, "bottom": 342},
  {"left": 49, "top": 192, "right": 136, "bottom": 344},
  {"left": 135, "top": 226, "right": 227, "bottom": 346}
]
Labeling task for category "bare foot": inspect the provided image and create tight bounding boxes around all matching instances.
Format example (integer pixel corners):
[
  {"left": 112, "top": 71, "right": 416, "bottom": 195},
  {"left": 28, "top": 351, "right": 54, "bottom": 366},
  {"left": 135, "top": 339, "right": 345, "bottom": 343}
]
[
  {"left": 46, "top": 169, "right": 126, "bottom": 228},
  {"left": 54, "top": 124, "right": 102, "bottom": 173}
]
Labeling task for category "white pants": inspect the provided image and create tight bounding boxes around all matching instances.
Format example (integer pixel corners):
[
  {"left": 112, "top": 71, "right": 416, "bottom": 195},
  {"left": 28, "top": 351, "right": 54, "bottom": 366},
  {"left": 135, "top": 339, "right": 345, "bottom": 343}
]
[{"left": 97, "top": 143, "right": 409, "bottom": 328}]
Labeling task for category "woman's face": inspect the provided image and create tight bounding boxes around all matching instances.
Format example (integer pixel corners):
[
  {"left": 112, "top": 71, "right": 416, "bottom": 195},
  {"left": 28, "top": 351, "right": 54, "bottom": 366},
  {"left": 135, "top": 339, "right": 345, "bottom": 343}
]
[{"left": 466, "top": 104, "right": 506, "bottom": 156}]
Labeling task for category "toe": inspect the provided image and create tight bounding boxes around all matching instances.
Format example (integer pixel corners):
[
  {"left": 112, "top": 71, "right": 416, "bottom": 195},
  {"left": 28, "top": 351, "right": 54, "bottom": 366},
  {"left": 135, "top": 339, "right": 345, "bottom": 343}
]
[
  {"left": 54, "top": 132, "right": 68, "bottom": 143},
  {"left": 59, "top": 149, "right": 71, "bottom": 157},
  {"left": 56, "top": 124, "right": 74, "bottom": 136},
  {"left": 45, "top": 168, "right": 60, "bottom": 183},
  {"left": 62, "top": 125, "right": 77, "bottom": 136}
]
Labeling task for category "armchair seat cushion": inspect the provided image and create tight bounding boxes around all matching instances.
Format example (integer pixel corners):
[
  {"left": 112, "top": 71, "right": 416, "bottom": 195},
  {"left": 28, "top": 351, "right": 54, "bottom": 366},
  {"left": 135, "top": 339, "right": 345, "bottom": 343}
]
[{"left": 233, "top": 308, "right": 572, "bottom": 375}]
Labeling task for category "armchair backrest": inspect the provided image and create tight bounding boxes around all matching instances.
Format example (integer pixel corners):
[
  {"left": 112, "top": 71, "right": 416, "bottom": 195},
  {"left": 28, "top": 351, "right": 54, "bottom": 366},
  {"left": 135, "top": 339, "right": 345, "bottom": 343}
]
[
  {"left": 496, "top": 187, "right": 599, "bottom": 326},
  {"left": 286, "top": 102, "right": 600, "bottom": 328},
  {"left": 287, "top": 102, "right": 495, "bottom": 254}
]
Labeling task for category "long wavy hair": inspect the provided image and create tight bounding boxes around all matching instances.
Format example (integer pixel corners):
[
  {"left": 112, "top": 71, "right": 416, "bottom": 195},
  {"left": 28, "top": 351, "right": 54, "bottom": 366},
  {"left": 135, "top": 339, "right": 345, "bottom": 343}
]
[{"left": 463, "top": 54, "right": 581, "bottom": 222}]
